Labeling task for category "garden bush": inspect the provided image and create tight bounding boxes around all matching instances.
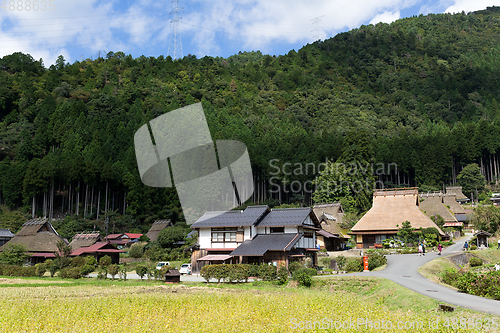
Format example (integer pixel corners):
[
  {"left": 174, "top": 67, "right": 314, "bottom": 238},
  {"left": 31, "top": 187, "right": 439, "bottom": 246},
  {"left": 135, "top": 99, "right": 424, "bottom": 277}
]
[
  {"left": 128, "top": 244, "right": 144, "bottom": 258},
  {"left": 35, "top": 263, "right": 46, "bottom": 277},
  {"left": 0, "top": 264, "right": 37, "bottom": 277},
  {"left": 470, "top": 245, "right": 477, "bottom": 250},
  {"left": 80, "top": 265, "right": 94, "bottom": 276},
  {"left": 59, "top": 267, "right": 82, "bottom": 279},
  {"left": 440, "top": 268, "right": 460, "bottom": 286},
  {"left": 276, "top": 264, "right": 288, "bottom": 285},
  {"left": 345, "top": 258, "right": 363, "bottom": 272},
  {"left": 367, "top": 251, "right": 387, "bottom": 270},
  {"left": 108, "top": 264, "right": 119, "bottom": 280},
  {"left": 136, "top": 264, "right": 148, "bottom": 280},
  {"left": 70, "top": 256, "right": 86, "bottom": 268},
  {"left": 293, "top": 271, "right": 312, "bottom": 287},
  {"left": 288, "top": 261, "right": 303, "bottom": 275},
  {"left": 258, "top": 264, "right": 277, "bottom": 281},
  {"left": 469, "top": 257, "right": 483, "bottom": 267}
]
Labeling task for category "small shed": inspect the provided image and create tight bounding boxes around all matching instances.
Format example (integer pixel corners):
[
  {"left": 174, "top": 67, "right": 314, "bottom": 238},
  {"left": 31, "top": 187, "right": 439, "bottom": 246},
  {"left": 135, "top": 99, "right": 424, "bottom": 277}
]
[
  {"left": 164, "top": 269, "right": 181, "bottom": 284},
  {"left": 473, "top": 230, "right": 492, "bottom": 249}
]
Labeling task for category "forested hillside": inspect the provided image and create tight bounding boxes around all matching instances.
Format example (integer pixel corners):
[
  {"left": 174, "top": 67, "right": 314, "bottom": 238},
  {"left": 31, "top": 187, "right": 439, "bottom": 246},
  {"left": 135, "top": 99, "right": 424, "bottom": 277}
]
[{"left": 2, "top": 7, "right": 500, "bottom": 230}]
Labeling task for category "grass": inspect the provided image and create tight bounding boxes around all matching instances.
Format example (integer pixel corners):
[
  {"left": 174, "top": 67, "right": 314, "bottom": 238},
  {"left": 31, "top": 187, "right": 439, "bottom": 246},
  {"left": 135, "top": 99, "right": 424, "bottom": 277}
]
[
  {"left": 418, "top": 257, "right": 459, "bottom": 285},
  {"left": 0, "top": 275, "right": 498, "bottom": 332},
  {"left": 470, "top": 248, "right": 500, "bottom": 264}
]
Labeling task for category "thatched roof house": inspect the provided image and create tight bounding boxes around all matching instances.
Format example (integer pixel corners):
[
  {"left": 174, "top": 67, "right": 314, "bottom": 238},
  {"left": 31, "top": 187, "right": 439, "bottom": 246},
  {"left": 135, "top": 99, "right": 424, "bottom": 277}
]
[
  {"left": 442, "top": 194, "right": 467, "bottom": 222},
  {"left": 313, "top": 202, "right": 350, "bottom": 251},
  {"left": 445, "top": 186, "right": 470, "bottom": 203},
  {"left": 146, "top": 219, "right": 173, "bottom": 242},
  {"left": 350, "top": 188, "right": 445, "bottom": 249},
  {"left": 0, "top": 229, "right": 15, "bottom": 247},
  {"left": 69, "top": 232, "right": 102, "bottom": 250},
  {"left": 0, "top": 218, "right": 64, "bottom": 264},
  {"left": 419, "top": 193, "right": 458, "bottom": 224}
]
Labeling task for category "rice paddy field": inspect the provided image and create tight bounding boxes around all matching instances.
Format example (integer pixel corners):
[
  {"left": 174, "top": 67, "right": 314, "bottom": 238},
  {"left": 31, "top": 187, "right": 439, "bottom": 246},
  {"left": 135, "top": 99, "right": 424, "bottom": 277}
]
[{"left": 0, "top": 276, "right": 498, "bottom": 332}]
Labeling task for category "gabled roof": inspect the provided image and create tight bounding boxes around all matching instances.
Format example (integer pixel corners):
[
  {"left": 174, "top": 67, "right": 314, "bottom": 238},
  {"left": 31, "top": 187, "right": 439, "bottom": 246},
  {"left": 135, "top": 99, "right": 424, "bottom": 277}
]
[
  {"left": 69, "top": 232, "right": 102, "bottom": 250},
  {"left": 71, "top": 242, "right": 124, "bottom": 256},
  {"left": 313, "top": 202, "right": 343, "bottom": 222},
  {"left": 257, "top": 207, "right": 320, "bottom": 228},
  {"left": 445, "top": 186, "right": 469, "bottom": 201},
  {"left": 351, "top": 188, "right": 445, "bottom": 236},
  {"left": 419, "top": 193, "right": 457, "bottom": 223},
  {"left": 0, "top": 229, "right": 15, "bottom": 238},
  {"left": 191, "top": 205, "right": 269, "bottom": 228},
  {"left": 230, "top": 233, "right": 302, "bottom": 256},
  {"left": 1, "top": 218, "right": 63, "bottom": 252},
  {"left": 146, "top": 219, "right": 173, "bottom": 242},
  {"left": 123, "top": 233, "right": 143, "bottom": 239},
  {"left": 443, "top": 195, "right": 466, "bottom": 214},
  {"left": 106, "top": 234, "right": 124, "bottom": 240}
]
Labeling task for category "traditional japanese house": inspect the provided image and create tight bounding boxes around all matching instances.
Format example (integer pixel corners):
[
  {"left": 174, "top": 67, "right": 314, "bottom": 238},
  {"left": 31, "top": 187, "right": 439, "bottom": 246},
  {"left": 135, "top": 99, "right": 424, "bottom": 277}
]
[
  {"left": 69, "top": 232, "right": 102, "bottom": 250},
  {"left": 313, "top": 202, "right": 350, "bottom": 251},
  {"left": 445, "top": 186, "right": 470, "bottom": 204},
  {"left": 350, "top": 188, "right": 446, "bottom": 249},
  {"left": 146, "top": 219, "right": 173, "bottom": 242},
  {"left": 0, "top": 218, "right": 64, "bottom": 265}
]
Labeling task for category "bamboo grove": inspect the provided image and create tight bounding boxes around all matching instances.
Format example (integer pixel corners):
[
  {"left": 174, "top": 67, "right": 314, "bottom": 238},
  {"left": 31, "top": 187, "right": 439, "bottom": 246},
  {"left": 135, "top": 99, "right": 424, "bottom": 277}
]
[{"left": 2, "top": 7, "right": 500, "bottom": 227}]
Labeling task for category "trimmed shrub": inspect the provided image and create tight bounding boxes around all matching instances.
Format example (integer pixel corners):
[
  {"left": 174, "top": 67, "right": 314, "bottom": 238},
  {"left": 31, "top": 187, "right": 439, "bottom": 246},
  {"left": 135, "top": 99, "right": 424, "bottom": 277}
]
[
  {"left": 288, "top": 261, "right": 303, "bottom": 275},
  {"left": 258, "top": 264, "right": 277, "bottom": 281},
  {"left": 345, "top": 258, "right": 363, "bottom": 272},
  {"left": 470, "top": 245, "right": 477, "bottom": 251},
  {"left": 85, "top": 256, "right": 97, "bottom": 266},
  {"left": 59, "top": 267, "right": 82, "bottom": 279},
  {"left": 367, "top": 251, "right": 387, "bottom": 271},
  {"left": 45, "top": 259, "right": 58, "bottom": 277},
  {"left": 276, "top": 264, "right": 288, "bottom": 285},
  {"left": 99, "top": 255, "right": 112, "bottom": 268},
  {"left": 35, "top": 263, "right": 46, "bottom": 277},
  {"left": 108, "top": 264, "right": 119, "bottom": 280},
  {"left": 80, "top": 265, "right": 94, "bottom": 276},
  {"left": 0, "top": 264, "right": 37, "bottom": 277},
  {"left": 128, "top": 244, "right": 144, "bottom": 258},
  {"left": 440, "top": 268, "right": 460, "bottom": 286},
  {"left": 293, "top": 271, "right": 312, "bottom": 287},
  {"left": 71, "top": 256, "right": 86, "bottom": 267}
]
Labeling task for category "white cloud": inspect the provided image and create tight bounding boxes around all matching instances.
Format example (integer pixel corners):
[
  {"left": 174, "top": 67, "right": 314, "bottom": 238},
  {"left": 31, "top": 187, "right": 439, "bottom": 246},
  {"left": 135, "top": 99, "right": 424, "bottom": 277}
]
[
  {"left": 370, "top": 11, "right": 401, "bottom": 24},
  {"left": 445, "top": 0, "right": 500, "bottom": 14}
]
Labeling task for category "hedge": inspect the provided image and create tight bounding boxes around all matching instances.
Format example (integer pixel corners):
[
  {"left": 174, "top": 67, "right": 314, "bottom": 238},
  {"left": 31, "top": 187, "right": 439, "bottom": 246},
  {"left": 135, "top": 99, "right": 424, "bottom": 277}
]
[{"left": 201, "top": 264, "right": 285, "bottom": 283}]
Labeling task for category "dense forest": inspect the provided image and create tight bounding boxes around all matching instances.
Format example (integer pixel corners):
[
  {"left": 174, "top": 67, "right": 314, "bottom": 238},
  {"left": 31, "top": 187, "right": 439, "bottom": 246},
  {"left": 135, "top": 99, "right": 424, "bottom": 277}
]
[{"left": 2, "top": 7, "right": 500, "bottom": 232}]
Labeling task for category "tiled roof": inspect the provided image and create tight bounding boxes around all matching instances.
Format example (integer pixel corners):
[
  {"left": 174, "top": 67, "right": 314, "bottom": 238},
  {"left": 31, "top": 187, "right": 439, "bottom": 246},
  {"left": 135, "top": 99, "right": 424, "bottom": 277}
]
[
  {"left": 191, "top": 205, "right": 269, "bottom": 228},
  {"left": 71, "top": 242, "right": 124, "bottom": 256},
  {"left": 257, "top": 208, "right": 316, "bottom": 227},
  {"left": 230, "top": 234, "right": 302, "bottom": 256}
]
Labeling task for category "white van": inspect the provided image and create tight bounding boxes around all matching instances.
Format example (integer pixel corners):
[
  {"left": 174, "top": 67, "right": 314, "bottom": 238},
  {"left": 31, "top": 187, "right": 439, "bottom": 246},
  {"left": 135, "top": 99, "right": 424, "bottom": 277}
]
[
  {"left": 179, "top": 263, "right": 192, "bottom": 275},
  {"left": 155, "top": 262, "right": 170, "bottom": 270}
]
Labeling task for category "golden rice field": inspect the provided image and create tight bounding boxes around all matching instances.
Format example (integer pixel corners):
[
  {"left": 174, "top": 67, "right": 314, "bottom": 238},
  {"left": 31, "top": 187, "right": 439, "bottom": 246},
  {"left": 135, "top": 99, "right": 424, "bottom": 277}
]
[{"left": 0, "top": 277, "right": 498, "bottom": 332}]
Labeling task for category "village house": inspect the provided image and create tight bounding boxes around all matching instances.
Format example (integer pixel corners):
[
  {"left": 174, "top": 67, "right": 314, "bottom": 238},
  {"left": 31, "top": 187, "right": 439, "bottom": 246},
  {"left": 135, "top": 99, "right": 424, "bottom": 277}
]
[
  {"left": 0, "top": 218, "right": 64, "bottom": 265},
  {"left": 69, "top": 232, "right": 103, "bottom": 250},
  {"left": 312, "top": 202, "right": 350, "bottom": 251},
  {"left": 145, "top": 219, "right": 173, "bottom": 242},
  {"left": 445, "top": 186, "right": 470, "bottom": 204},
  {"left": 105, "top": 233, "right": 143, "bottom": 248},
  {"left": 70, "top": 242, "right": 123, "bottom": 264},
  {"left": 189, "top": 205, "right": 321, "bottom": 273},
  {"left": 0, "top": 229, "right": 15, "bottom": 247},
  {"left": 350, "top": 188, "right": 446, "bottom": 249},
  {"left": 419, "top": 192, "right": 459, "bottom": 225}
]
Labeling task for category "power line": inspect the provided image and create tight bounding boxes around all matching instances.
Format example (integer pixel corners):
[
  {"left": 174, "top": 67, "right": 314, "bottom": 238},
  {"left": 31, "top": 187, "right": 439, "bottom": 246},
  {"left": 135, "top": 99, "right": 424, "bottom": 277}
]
[{"left": 168, "top": 0, "right": 183, "bottom": 60}]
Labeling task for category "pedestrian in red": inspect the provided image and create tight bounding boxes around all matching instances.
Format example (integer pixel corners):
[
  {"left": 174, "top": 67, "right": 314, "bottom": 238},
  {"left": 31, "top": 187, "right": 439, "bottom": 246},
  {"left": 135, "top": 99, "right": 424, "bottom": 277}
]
[{"left": 438, "top": 243, "right": 442, "bottom": 255}]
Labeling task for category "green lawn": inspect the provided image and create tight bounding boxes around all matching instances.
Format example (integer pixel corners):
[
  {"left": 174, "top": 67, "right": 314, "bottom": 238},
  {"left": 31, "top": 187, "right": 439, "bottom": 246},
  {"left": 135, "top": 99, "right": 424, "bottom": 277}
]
[{"left": 0, "top": 275, "right": 498, "bottom": 332}]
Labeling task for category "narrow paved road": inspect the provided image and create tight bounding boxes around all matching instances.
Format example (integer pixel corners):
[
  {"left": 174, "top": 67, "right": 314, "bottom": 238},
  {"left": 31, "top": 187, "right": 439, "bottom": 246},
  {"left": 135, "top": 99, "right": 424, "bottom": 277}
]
[{"left": 333, "top": 235, "right": 500, "bottom": 316}]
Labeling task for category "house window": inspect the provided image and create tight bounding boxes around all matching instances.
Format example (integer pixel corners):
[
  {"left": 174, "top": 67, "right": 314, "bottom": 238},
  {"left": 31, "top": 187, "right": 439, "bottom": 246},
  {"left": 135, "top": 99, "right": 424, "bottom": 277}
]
[
  {"left": 304, "top": 231, "right": 314, "bottom": 238},
  {"left": 212, "top": 227, "right": 237, "bottom": 243},
  {"left": 270, "top": 227, "right": 284, "bottom": 234}
]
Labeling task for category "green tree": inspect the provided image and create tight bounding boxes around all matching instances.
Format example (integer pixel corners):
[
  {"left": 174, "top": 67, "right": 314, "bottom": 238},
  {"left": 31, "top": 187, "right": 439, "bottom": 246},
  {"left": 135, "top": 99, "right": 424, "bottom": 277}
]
[
  {"left": 0, "top": 244, "right": 31, "bottom": 266},
  {"left": 397, "top": 221, "right": 415, "bottom": 244},
  {"left": 472, "top": 205, "right": 500, "bottom": 234},
  {"left": 457, "top": 163, "right": 485, "bottom": 199},
  {"left": 157, "top": 227, "right": 186, "bottom": 249}
]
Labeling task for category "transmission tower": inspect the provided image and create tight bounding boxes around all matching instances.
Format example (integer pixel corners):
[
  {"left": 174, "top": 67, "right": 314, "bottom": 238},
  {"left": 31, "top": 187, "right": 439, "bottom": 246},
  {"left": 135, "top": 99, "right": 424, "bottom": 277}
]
[
  {"left": 168, "top": 0, "right": 183, "bottom": 60},
  {"left": 311, "top": 15, "right": 324, "bottom": 42}
]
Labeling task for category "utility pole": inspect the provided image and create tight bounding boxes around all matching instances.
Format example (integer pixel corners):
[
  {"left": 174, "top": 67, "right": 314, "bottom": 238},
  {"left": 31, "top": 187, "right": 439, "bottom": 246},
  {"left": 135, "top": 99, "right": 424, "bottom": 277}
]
[
  {"left": 168, "top": 0, "right": 183, "bottom": 60},
  {"left": 311, "top": 15, "right": 324, "bottom": 42}
]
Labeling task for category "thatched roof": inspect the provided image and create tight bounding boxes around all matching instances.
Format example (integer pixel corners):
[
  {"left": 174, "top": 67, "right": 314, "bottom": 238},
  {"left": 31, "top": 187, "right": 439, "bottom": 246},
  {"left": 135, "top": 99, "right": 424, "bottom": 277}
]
[
  {"left": 419, "top": 193, "right": 457, "bottom": 223},
  {"left": 146, "top": 219, "right": 173, "bottom": 242},
  {"left": 445, "top": 186, "right": 469, "bottom": 201},
  {"left": 69, "top": 232, "right": 102, "bottom": 250},
  {"left": 313, "top": 202, "right": 350, "bottom": 239},
  {"left": 351, "top": 188, "right": 445, "bottom": 236},
  {"left": 442, "top": 195, "right": 466, "bottom": 214},
  {"left": 1, "top": 218, "right": 63, "bottom": 253}
]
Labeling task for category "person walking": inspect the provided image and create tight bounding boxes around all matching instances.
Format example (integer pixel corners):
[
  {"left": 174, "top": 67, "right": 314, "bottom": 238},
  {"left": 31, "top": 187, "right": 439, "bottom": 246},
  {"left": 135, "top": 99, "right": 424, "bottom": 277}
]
[
  {"left": 422, "top": 242, "right": 425, "bottom": 256},
  {"left": 464, "top": 241, "right": 469, "bottom": 251},
  {"left": 418, "top": 243, "right": 423, "bottom": 256},
  {"left": 497, "top": 238, "right": 500, "bottom": 250},
  {"left": 438, "top": 243, "right": 442, "bottom": 255}
]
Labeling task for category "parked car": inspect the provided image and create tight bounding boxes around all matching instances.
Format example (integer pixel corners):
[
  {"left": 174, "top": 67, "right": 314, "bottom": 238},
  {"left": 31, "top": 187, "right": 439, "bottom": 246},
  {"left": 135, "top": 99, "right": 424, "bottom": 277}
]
[
  {"left": 179, "top": 263, "right": 191, "bottom": 275},
  {"left": 155, "top": 261, "right": 170, "bottom": 270}
]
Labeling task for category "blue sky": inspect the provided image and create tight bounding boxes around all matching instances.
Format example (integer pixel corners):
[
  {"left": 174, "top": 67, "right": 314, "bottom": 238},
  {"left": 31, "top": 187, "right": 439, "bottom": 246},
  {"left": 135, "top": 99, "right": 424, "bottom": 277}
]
[{"left": 1, "top": 0, "right": 500, "bottom": 66}]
